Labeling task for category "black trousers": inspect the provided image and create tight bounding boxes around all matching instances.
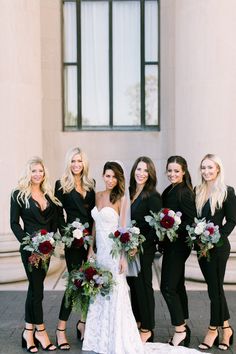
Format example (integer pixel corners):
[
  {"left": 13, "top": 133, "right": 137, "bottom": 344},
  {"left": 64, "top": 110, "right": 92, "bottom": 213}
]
[
  {"left": 21, "top": 250, "right": 48, "bottom": 324},
  {"left": 127, "top": 250, "right": 155, "bottom": 330},
  {"left": 59, "top": 246, "right": 87, "bottom": 321},
  {"left": 160, "top": 242, "right": 190, "bottom": 326},
  {"left": 198, "top": 244, "right": 230, "bottom": 326}
]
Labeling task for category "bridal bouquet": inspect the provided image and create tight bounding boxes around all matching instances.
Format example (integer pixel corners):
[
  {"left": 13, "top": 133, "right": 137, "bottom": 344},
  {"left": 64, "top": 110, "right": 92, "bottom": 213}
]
[
  {"left": 22, "top": 229, "right": 57, "bottom": 271},
  {"left": 145, "top": 208, "right": 182, "bottom": 242},
  {"left": 60, "top": 218, "right": 92, "bottom": 249},
  {"left": 108, "top": 224, "right": 146, "bottom": 261},
  {"left": 186, "top": 217, "right": 222, "bottom": 260},
  {"left": 64, "top": 258, "right": 115, "bottom": 317}
]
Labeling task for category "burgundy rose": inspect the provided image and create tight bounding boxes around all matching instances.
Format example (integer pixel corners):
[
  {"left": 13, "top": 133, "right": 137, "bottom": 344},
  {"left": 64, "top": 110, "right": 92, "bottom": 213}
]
[
  {"left": 120, "top": 232, "right": 130, "bottom": 243},
  {"left": 84, "top": 266, "right": 97, "bottom": 281},
  {"left": 114, "top": 230, "right": 121, "bottom": 238},
  {"left": 72, "top": 238, "right": 84, "bottom": 248},
  {"left": 162, "top": 208, "right": 170, "bottom": 215},
  {"left": 74, "top": 279, "right": 83, "bottom": 288},
  {"left": 83, "top": 229, "right": 89, "bottom": 236},
  {"left": 38, "top": 240, "right": 53, "bottom": 254},
  {"left": 207, "top": 227, "right": 215, "bottom": 235},
  {"left": 40, "top": 229, "right": 48, "bottom": 235},
  {"left": 160, "top": 215, "right": 175, "bottom": 229}
]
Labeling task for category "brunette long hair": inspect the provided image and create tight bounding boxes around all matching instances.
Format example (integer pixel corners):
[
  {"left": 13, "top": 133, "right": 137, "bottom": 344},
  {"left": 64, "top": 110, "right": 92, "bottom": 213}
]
[
  {"left": 129, "top": 156, "right": 157, "bottom": 200},
  {"left": 166, "top": 156, "right": 193, "bottom": 191},
  {"left": 103, "top": 161, "right": 125, "bottom": 204}
]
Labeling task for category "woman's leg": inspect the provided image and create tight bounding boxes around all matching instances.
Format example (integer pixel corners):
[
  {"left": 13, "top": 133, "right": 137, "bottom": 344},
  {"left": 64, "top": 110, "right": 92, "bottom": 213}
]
[
  {"left": 57, "top": 247, "right": 87, "bottom": 347},
  {"left": 198, "top": 247, "right": 230, "bottom": 348}
]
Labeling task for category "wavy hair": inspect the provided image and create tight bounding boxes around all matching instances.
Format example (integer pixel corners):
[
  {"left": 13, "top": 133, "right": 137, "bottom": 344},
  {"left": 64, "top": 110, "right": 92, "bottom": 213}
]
[
  {"left": 195, "top": 154, "right": 227, "bottom": 216},
  {"left": 13, "top": 156, "right": 60, "bottom": 208},
  {"left": 60, "top": 147, "right": 95, "bottom": 193},
  {"left": 129, "top": 156, "right": 157, "bottom": 200},
  {"left": 103, "top": 161, "right": 125, "bottom": 204},
  {"left": 166, "top": 155, "right": 193, "bottom": 191}
]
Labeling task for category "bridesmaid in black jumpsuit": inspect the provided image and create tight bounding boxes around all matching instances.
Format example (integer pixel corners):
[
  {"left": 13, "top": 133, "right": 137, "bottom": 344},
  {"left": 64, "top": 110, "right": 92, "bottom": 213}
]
[
  {"left": 160, "top": 156, "right": 196, "bottom": 347},
  {"left": 195, "top": 154, "right": 236, "bottom": 351},
  {"left": 55, "top": 147, "right": 95, "bottom": 350},
  {"left": 127, "top": 156, "right": 162, "bottom": 343},
  {"left": 10, "top": 157, "right": 59, "bottom": 352}
]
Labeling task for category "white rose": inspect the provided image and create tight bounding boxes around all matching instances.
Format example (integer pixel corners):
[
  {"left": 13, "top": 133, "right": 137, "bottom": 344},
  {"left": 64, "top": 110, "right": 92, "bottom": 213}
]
[
  {"left": 49, "top": 238, "right": 55, "bottom": 245},
  {"left": 72, "top": 221, "right": 82, "bottom": 229},
  {"left": 168, "top": 210, "right": 175, "bottom": 217},
  {"left": 73, "top": 228, "right": 83, "bottom": 239},
  {"left": 129, "top": 226, "right": 140, "bottom": 234},
  {"left": 194, "top": 222, "right": 205, "bottom": 235},
  {"left": 175, "top": 216, "right": 181, "bottom": 225}
]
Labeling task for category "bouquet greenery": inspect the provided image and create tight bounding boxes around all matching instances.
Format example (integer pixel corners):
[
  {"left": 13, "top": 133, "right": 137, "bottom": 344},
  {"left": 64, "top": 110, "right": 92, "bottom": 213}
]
[
  {"left": 145, "top": 208, "right": 182, "bottom": 242},
  {"left": 186, "top": 217, "right": 222, "bottom": 260},
  {"left": 60, "top": 218, "right": 92, "bottom": 249},
  {"left": 64, "top": 259, "right": 115, "bottom": 317},
  {"left": 22, "top": 229, "right": 57, "bottom": 271},
  {"left": 108, "top": 224, "right": 145, "bottom": 261}
]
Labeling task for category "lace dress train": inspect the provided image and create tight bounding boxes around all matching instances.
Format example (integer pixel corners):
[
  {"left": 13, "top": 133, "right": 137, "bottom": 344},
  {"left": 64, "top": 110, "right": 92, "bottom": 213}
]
[{"left": 82, "top": 207, "right": 206, "bottom": 354}]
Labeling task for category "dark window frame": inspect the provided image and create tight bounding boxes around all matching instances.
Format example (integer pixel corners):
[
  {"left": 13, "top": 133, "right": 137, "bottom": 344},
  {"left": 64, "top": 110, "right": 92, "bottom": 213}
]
[{"left": 62, "top": 0, "right": 160, "bottom": 131}]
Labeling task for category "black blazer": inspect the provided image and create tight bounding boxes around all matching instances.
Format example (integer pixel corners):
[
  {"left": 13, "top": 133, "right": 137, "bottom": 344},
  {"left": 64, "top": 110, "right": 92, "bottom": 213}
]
[
  {"left": 200, "top": 186, "right": 236, "bottom": 246},
  {"left": 162, "top": 182, "right": 196, "bottom": 243},
  {"left": 10, "top": 190, "right": 58, "bottom": 245},
  {"left": 131, "top": 190, "right": 162, "bottom": 252},
  {"left": 55, "top": 180, "right": 95, "bottom": 234}
]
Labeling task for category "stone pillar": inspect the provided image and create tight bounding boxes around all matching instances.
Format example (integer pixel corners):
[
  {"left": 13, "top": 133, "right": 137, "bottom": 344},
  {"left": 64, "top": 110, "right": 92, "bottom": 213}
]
[{"left": 0, "top": 0, "right": 57, "bottom": 283}]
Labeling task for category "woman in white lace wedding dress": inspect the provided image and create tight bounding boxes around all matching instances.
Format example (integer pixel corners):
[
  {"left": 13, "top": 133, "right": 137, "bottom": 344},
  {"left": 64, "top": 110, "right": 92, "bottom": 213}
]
[{"left": 82, "top": 161, "right": 205, "bottom": 354}]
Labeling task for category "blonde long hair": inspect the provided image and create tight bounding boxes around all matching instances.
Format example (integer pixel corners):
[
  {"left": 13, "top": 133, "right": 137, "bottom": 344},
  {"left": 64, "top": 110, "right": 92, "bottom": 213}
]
[
  {"left": 60, "top": 147, "right": 94, "bottom": 193},
  {"left": 195, "top": 154, "right": 227, "bottom": 216},
  {"left": 13, "top": 156, "right": 61, "bottom": 208}
]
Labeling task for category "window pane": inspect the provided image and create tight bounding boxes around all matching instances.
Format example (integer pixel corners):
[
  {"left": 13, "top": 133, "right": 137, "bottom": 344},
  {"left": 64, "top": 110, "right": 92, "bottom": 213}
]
[
  {"left": 64, "top": 66, "right": 78, "bottom": 127},
  {"left": 81, "top": 1, "right": 109, "bottom": 126},
  {"left": 145, "top": 1, "right": 158, "bottom": 62},
  {"left": 145, "top": 65, "right": 158, "bottom": 125},
  {"left": 113, "top": 1, "right": 140, "bottom": 126},
  {"left": 63, "top": 2, "right": 77, "bottom": 62}
]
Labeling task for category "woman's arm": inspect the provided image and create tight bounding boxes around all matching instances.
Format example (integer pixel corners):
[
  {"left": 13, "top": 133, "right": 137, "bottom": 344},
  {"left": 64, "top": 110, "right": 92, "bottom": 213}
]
[
  {"left": 178, "top": 188, "right": 196, "bottom": 233},
  {"left": 87, "top": 222, "right": 96, "bottom": 259},
  {"left": 54, "top": 180, "right": 66, "bottom": 233},
  {"left": 220, "top": 186, "right": 236, "bottom": 238},
  {"left": 10, "top": 192, "right": 26, "bottom": 243},
  {"left": 145, "top": 192, "right": 162, "bottom": 243}
]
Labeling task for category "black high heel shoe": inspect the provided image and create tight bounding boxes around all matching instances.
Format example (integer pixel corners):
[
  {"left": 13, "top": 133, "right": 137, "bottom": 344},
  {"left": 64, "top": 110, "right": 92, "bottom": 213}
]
[
  {"left": 169, "top": 324, "right": 191, "bottom": 347},
  {"left": 218, "top": 325, "right": 234, "bottom": 351},
  {"left": 56, "top": 328, "right": 70, "bottom": 351},
  {"left": 198, "top": 326, "right": 219, "bottom": 350},
  {"left": 34, "top": 328, "right": 56, "bottom": 351},
  {"left": 76, "top": 320, "right": 86, "bottom": 341},
  {"left": 140, "top": 329, "right": 154, "bottom": 343},
  {"left": 22, "top": 328, "right": 38, "bottom": 353}
]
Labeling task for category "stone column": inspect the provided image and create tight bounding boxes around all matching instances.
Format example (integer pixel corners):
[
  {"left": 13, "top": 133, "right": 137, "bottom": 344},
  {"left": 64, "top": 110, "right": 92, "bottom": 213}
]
[{"left": 0, "top": 0, "right": 58, "bottom": 283}]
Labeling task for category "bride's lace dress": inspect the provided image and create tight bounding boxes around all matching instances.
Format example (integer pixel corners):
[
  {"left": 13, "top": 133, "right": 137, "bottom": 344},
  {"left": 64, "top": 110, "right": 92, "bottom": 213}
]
[{"left": 82, "top": 207, "right": 205, "bottom": 354}]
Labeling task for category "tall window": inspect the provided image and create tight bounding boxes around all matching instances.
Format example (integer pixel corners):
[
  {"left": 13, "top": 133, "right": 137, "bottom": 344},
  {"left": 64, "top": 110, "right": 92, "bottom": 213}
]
[{"left": 63, "top": 0, "right": 159, "bottom": 130}]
